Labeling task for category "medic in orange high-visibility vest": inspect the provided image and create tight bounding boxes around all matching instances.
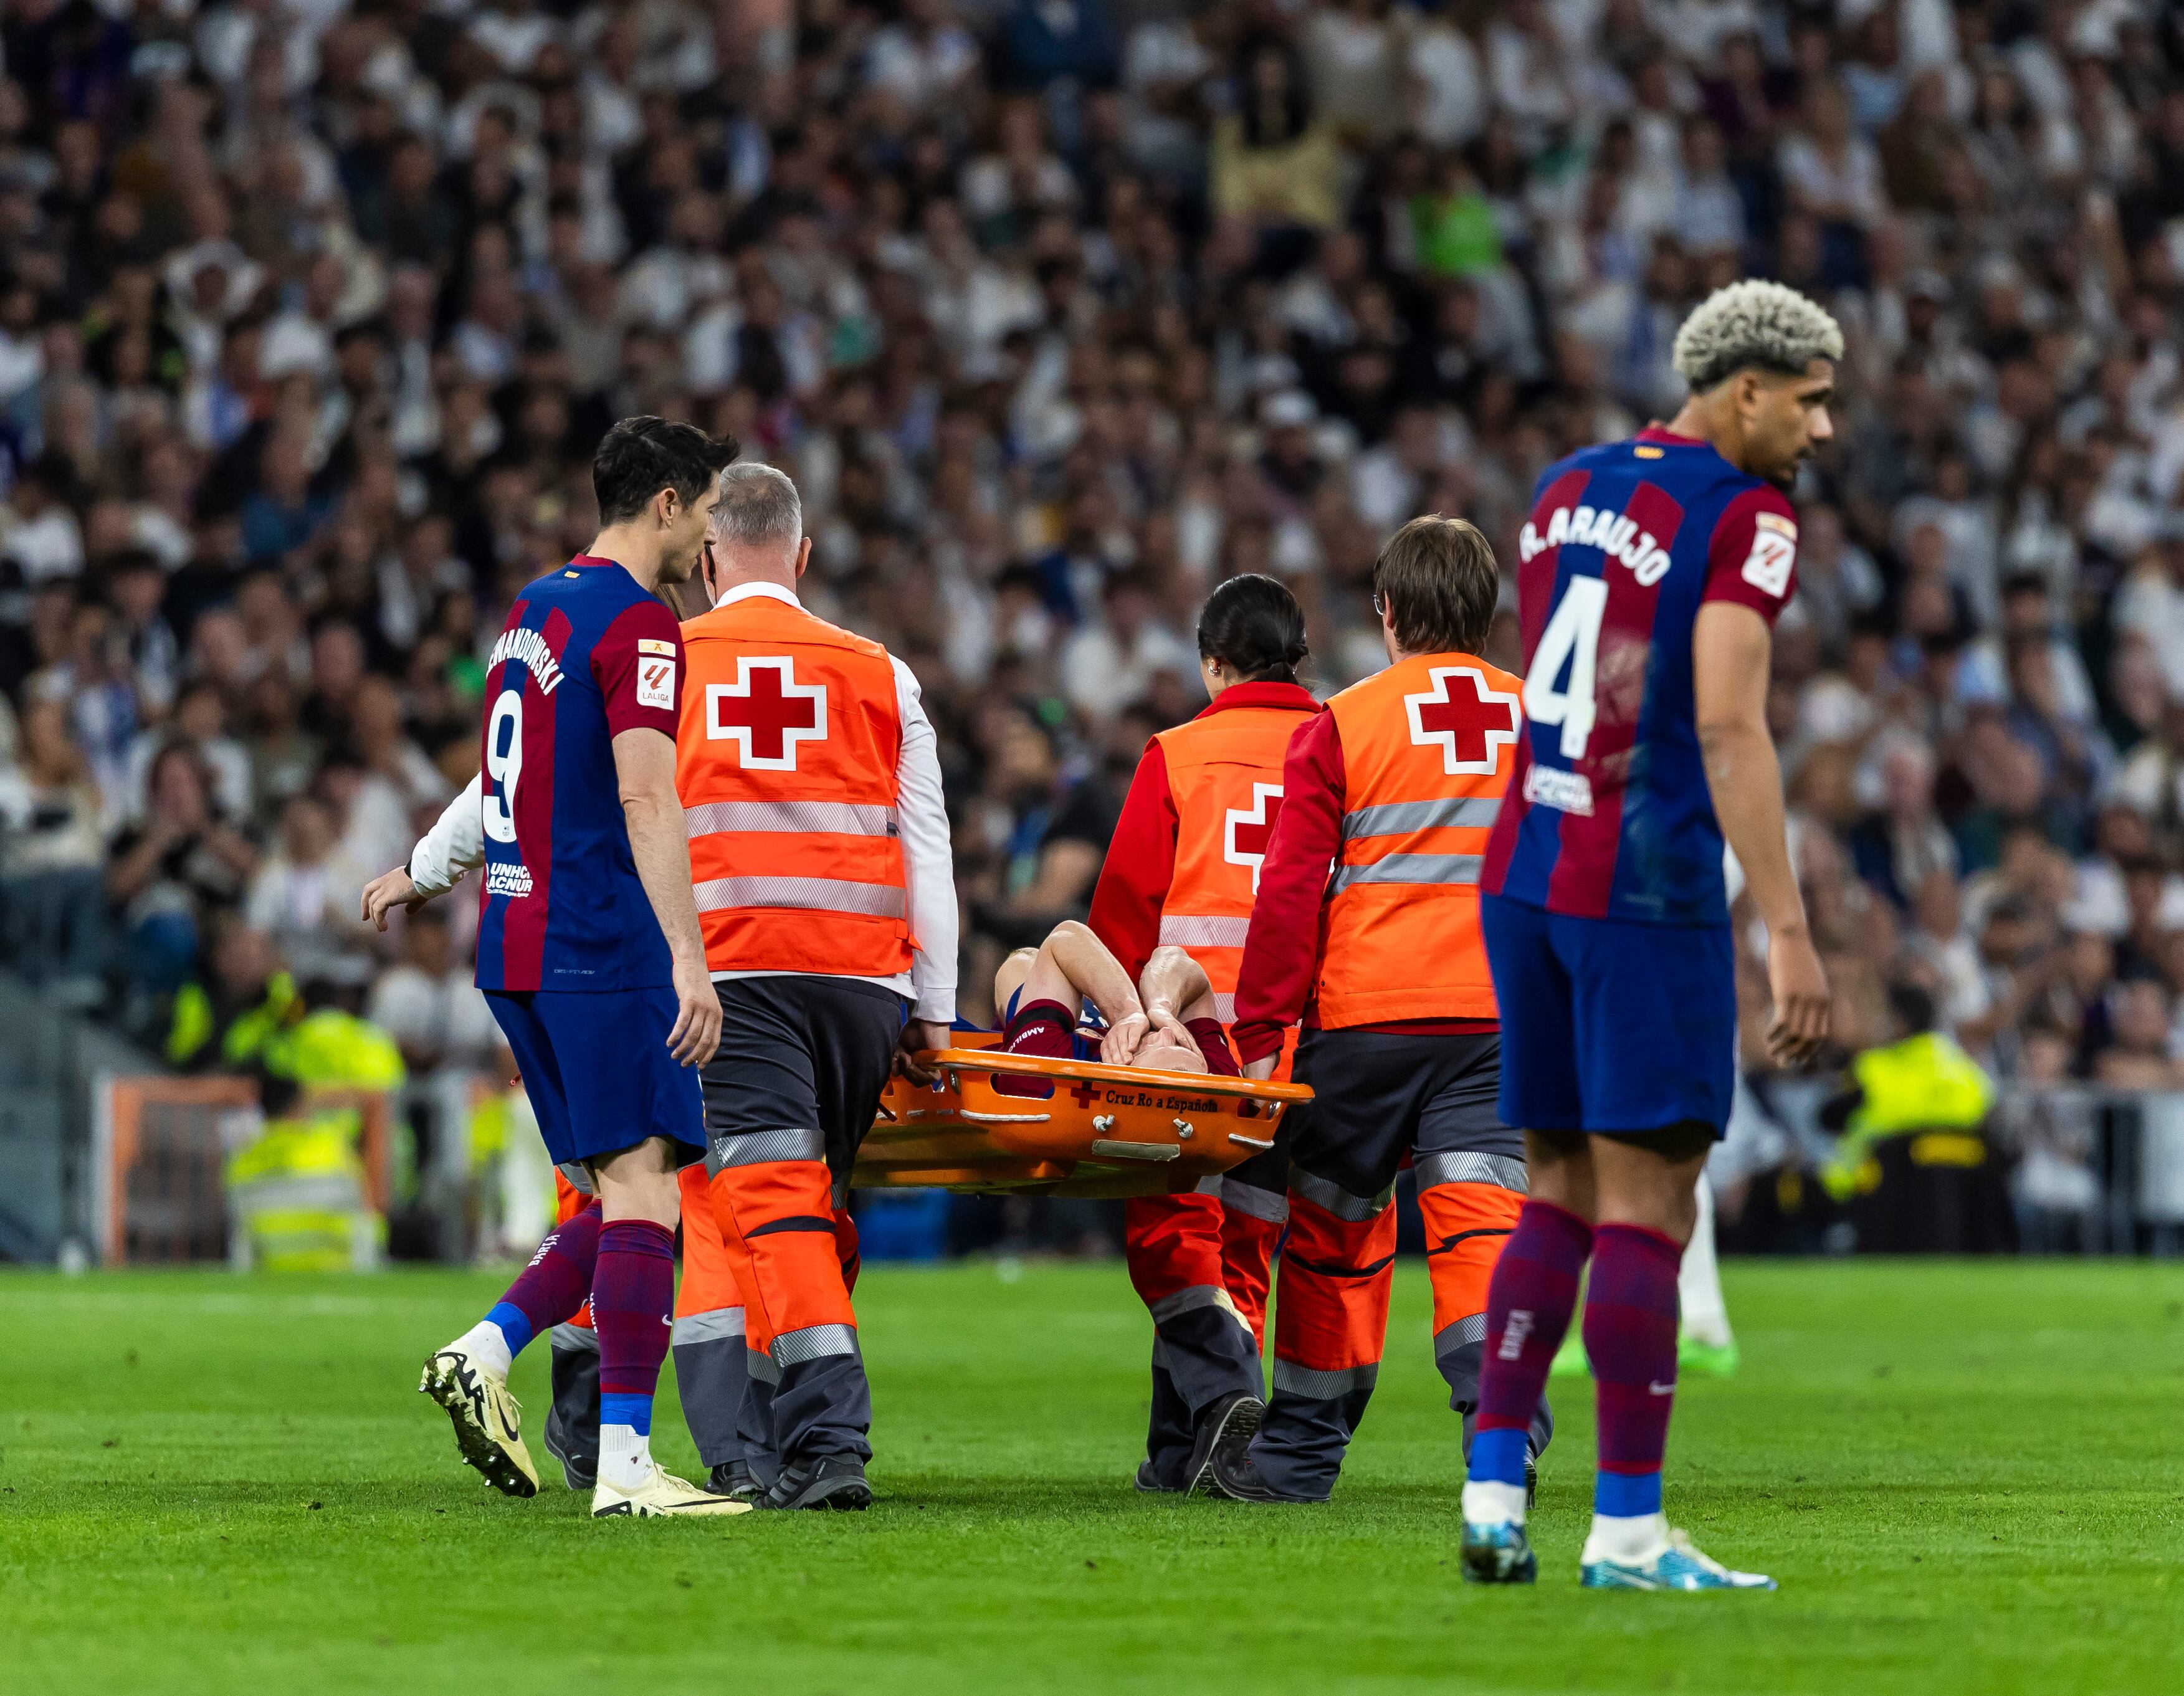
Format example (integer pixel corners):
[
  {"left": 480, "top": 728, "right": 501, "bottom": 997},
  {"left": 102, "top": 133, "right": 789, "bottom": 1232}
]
[
  {"left": 678, "top": 463, "right": 957, "bottom": 1512},
  {"left": 1085, "top": 575, "right": 1320, "bottom": 1495},
  {"left": 1212, "top": 516, "right": 1552, "bottom": 1504}
]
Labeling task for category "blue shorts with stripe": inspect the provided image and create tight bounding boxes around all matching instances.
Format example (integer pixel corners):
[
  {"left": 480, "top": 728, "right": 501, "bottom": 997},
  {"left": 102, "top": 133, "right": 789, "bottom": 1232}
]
[
  {"left": 1480, "top": 893, "right": 1736, "bottom": 1136},
  {"left": 485, "top": 985, "right": 705, "bottom": 1170}
]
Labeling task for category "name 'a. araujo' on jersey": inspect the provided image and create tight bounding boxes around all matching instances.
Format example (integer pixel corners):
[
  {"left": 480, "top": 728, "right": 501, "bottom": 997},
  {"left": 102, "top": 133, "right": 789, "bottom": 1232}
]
[
  {"left": 1480, "top": 425, "right": 1800, "bottom": 927},
  {"left": 476, "top": 555, "right": 687, "bottom": 991}
]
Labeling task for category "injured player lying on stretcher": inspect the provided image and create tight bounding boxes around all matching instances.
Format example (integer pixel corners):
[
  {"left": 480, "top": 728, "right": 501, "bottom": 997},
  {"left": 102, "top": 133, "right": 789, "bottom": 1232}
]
[{"left": 990, "top": 921, "right": 1241, "bottom": 1079}]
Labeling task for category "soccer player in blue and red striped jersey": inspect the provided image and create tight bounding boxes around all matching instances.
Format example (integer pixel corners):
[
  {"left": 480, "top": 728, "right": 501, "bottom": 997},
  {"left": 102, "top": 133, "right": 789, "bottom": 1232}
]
[
  {"left": 1459, "top": 282, "right": 1838, "bottom": 1591},
  {"left": 414, "top": 416, "right": 744, "bottom": 1520}
]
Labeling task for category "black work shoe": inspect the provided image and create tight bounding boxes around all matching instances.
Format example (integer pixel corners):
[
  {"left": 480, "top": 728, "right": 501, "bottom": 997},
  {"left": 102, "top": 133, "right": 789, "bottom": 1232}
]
[
  {"left": 708, "top": 1460, "right": 768, "bottom": 1503},
  {"left": 761, "top": 1457, "right": 872, "bottom": 1511},
  {"left": 1205, "top": 1446, "right": 1316, "bottom": 1505},
  {"left": 1135, "top": 1457, "right": 1188, "bottom": 1494},
  {"left": 544, "top": 1338, "right": 599, "bottom": 1492},
  {"left": 1185, "top": 1393, "right": 1264, "bottom": 1498},
  {"left": 541, "top": 1417, "right": 596, "bottom": 1491}
]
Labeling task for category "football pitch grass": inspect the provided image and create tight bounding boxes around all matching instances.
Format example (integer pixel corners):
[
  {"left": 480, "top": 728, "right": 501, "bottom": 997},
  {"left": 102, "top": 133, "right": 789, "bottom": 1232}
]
[{"left": 5, "top": 1260, "right": 2181, "bottom": 1695}]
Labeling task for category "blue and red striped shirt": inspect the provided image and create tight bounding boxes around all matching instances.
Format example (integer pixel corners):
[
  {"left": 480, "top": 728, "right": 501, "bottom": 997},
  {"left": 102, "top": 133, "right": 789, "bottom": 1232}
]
[
  {"left": 1482, "top": 426, "right": 1798, "bottom": 927},
  {"left": 475, "top": 556, "right": 685, "bottom": 992}
]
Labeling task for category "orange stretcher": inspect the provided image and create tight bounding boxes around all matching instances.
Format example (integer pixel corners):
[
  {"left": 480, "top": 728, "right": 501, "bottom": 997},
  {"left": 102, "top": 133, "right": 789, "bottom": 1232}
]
[{"left": 854, "top": 1044, "right": 1313, "bottom": 1198}]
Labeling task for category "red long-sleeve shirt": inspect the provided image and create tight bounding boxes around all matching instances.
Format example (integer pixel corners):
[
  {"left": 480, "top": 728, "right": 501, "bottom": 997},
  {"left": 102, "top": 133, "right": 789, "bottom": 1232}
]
[
  {"left": 1087, "top": 682, "right": 1322, "bottom": 979},
  {"left": 1231, "top": 707, "right": 1497, "bottom": 1064},
  {"left": 1231, "top": 708, "right": 1345, "bottom": 1063}
]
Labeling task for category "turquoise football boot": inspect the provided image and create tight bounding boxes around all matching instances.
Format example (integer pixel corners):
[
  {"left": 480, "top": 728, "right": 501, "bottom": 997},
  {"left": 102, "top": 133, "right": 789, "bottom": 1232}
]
[
  {"left": 1459, "top": 1518, "right": 1538, "bottom": 1585},
  {"left": 1580, "top": 1527, "right": 1776, "bottom": 1591}
]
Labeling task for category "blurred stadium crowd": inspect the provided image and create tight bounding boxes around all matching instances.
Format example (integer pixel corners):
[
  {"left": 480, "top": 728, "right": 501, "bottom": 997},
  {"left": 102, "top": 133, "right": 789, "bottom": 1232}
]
[{"left": 7, "top": 0, "right": 2184, "bottom": 1249}]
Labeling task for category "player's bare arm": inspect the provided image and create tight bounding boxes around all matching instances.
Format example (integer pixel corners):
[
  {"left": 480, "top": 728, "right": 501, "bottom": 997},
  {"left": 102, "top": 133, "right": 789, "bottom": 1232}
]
[
  {"left": 613, "top": 724, "right": 721, "bottom": 1067},
  {"left": 1693, "top": 599, "right": 1829, "bottom": 1067},
  {"left": 1136, "top": 944, "right": 1211, "bottom": 1058},
  {"left": 1031, "top": 918, "right": 1151, "bottom": 1064}
]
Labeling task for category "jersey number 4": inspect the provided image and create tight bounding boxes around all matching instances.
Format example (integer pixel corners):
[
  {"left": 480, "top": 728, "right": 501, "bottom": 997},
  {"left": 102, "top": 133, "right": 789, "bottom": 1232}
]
[{"left": 1522, "top": 574, "right": 1607, "bottom": 760}]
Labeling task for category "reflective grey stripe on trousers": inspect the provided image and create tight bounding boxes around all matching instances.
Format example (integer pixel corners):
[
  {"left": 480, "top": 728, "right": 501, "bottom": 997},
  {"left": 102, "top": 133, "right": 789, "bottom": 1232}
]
[
  {"left": 670, "top": 1306, "right": 746, "bottom": 1346},
  {"left": 685, "top": 800, "right": 897, "bottom": 837},
  {"left": 771, "top": 1323, "right": 860, "bottom": 1368},
  {"left": 1148, "top": 1284, "right": 1233, "bottom": 1325},
  {"left": 1158, "top": 913, "right": 1250, "bottom": 950},
  {"left": 1340, "top": 796, "right": 1500, "bottom": 841},
  {"left": 712, "top": 1127, "right": 826, "bottom": 1168},
  {"left": 1325, "top": 853, "right": 1484, "bottom": 897},
  {"left": 1434, "top": 1312, "right": 1487, "bottom": 1356},
  {"left": 1290, "top": 1165, "right": 1395, "bottom": 1222},
  {"left": 746, "top": 1346, "right": 781, "bottom": 1385},
  {"left": 1272, "top": 1360, "right": 1378, "bottom": 1399},
  {"left": 1414, "top": 1151, "right": 1529, "bottom": 1194},
  {"left": 1221, "top": 1178, "right": 1289, "bottom": 1224},
  {"left": 550, "top": 1321, "right": 598, "bottom": 1353},
  {"left": 694, "top": 876, "right": 907, "bottom": 919}
]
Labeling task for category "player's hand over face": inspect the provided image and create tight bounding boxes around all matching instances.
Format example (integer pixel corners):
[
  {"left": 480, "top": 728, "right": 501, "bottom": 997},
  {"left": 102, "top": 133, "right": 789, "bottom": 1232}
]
[
  {"left": 893, "top": 1019, "right": 951, "bottom": 1085},
  {"left": 1765, "top": 923, "right": 1831, "bottom": 1069},
  {"left": 1101, "top": 1010, "right": 1150, "bottom": 1066},
  {"left": 665, "top": 956, "right": 723, "bottom": 1067},
  {"left": 1145, "top": 1009, "right": 1201, "bottom": 1062},
  {"left": 361, "top": 866, "right": 422, "bottom": 932}
]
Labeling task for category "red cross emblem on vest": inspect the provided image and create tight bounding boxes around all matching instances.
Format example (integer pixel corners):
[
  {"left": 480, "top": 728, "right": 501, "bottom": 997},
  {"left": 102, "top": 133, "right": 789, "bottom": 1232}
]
[
  {"left": 1223, "top": 782, "right": 1284, "bottom": 893},
  {"left": 1404, "top": 665, "right": 1519, "bottom": 776},
  {"left": 705, "top": 657, "right": 827, "bottom": 771}
]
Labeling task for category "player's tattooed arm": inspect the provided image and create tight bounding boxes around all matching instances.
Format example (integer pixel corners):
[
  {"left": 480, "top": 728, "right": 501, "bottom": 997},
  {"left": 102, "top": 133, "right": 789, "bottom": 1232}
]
[
  {"left": 363, "top": 773, "right": 484, "bottom": 931},
  {"left": 614, "top": 726, "right": 723, "bottom": 1067},
  {"left": 1694, "top": 601, "right": 1830, "bottom": 1068}
]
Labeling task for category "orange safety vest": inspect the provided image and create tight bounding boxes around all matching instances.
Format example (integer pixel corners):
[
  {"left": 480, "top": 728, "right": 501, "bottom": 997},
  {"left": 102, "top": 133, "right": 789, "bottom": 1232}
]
[
  {"left": 1153, "top": 698, "right": 1318, "bottom": 1027},
  {"left": 675, "top": 589, "right": 912, "bottom": 978},
  {"left": 1315, "top": 650, "right": 1522, "bottom": 1026}
]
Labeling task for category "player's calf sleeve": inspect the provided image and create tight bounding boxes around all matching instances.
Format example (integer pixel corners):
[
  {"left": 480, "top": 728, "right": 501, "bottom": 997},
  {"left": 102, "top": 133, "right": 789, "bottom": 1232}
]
[
  {"left": 995, "top": 999, "right": 1076, "bottom": 1094},
  {"left": 1583, "top": 1223, "right": 1682, "bottom": 1523},
  {"left": 1468, "top": 1200, "right": 1593, "bottom": 1502},
  {"left": 593, "top": 1219, "right": 677, "bottom": 1487},
  {"left": 485, "top": 1200, "right": 603, "bottom": 1360}
]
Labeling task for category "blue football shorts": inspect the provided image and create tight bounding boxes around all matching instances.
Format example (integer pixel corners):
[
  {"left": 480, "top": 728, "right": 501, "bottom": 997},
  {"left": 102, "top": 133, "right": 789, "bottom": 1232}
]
[
  {"left": 1480, "top": 892, "right": 1737, "bottom": 1136},
  {"left": 485, "top": 984, "right": 705, "bottom": 1170}
]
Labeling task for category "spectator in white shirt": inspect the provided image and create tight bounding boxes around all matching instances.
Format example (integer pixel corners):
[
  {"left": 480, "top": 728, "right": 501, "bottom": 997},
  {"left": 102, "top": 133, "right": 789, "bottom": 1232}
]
[
  {"left": 1059, "top": 569, "right": 1199, "bottom": 725},
  {"left": 244, "top": 791, "right": 375, "bottom": 985}
]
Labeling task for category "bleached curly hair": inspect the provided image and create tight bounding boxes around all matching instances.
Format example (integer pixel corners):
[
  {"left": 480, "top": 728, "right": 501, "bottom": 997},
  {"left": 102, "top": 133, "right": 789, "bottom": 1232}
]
[{"left": 1671, "top": 280, "right": 1844, "bottom": 392}]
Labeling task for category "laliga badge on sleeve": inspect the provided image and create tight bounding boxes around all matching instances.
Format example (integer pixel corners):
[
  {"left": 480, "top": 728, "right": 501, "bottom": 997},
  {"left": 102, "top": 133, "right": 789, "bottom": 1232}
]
[{"left": 1741, "top": 511, "right": 1798, "bottom": 598}]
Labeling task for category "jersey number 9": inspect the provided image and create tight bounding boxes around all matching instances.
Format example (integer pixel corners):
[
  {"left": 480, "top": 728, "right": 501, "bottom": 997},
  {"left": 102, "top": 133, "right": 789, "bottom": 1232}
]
[{"left": 483, "top": 687, "right": 523, "bottom": 842}]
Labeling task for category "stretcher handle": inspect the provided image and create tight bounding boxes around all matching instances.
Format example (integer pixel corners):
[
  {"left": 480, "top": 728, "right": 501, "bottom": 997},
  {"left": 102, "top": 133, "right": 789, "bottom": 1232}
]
[{"left": 917, "top": 1048, "right": 1313, "bottom": 1105}]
